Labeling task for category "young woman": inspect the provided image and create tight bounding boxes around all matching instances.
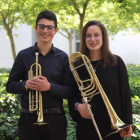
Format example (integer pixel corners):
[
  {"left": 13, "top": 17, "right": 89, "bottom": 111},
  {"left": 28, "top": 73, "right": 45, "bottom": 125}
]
[{"left": 68, "top": 20, "right": 132, "bottom": 140}]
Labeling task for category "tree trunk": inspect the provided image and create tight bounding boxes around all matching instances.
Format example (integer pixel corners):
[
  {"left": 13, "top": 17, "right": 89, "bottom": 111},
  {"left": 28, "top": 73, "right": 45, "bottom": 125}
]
[
  {"left": 69, "top": 28, "right": 75, "bottom": 55},
  {"left": 69, "top": 35, "right": 72, "bottom": 56},
  {"left": 59, "top": 28, "right": 74, "bottom": 56},
  {"left": 79, "top": 14, "right": 84, "bottom": 49},
  {"left": 79, "top": 14, "right": 84, "bottom": 39},
  {"left": 1, "top": 12, "right": 16, "bottom": 60},
  {"left": 7, "top": 29, "right": 16, "bottom": 60}
]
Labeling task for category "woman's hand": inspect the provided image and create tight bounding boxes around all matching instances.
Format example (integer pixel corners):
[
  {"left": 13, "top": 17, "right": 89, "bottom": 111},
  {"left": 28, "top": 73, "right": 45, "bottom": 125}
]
[
  {"left": 76, "top": 103, "right": 93, "bottom": 119},
  {"left": 120, "top": 126, "right": 132, "bottom": 138}
]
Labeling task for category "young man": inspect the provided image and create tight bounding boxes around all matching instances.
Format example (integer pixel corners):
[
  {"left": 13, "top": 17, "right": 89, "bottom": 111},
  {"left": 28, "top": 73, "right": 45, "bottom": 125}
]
[{"left": 6, "top": 10, "right": 73, "bottom": 140}]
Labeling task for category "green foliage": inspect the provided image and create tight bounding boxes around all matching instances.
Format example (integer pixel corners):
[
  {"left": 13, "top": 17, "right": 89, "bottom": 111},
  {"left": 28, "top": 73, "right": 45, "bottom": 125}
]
[
  {"left": 67, "top": 121, "right": 76, "bottom": 140},
  {"left": 127, "top": 64, "right": 140, "bottom": 97},
  {"left": 126, "top": 95, "right": 140, "bottom": 140},
  {"left": 0, "top": 69, "right": 76, "bottom": 140},
  {"left": 132, "top": 96, "right": 140, "bottom": 115},
  {"left": 125, "top": 64, "right": 140, "bottom": 140},
  {"left": 0, "top": 113, "right": 19, "bottom": 140},
  {"left": 0, "top": 72, "right": 20, "bottom": 140},
  {"left": 1, "top": 65, "right": 140, "bottom": 140},
  {"left": 63, "top": 99, "right": 76, "bottom": 140},
  {"left": 0, "top": 73, "right": 21, "bottom": 116},
  {"left": 0, "top": 68, "right": 11, "bottom": 73}
]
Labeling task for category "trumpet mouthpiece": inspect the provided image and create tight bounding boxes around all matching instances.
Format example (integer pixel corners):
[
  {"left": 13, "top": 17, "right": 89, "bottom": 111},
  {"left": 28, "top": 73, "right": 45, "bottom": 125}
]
[{"left": 35, "top": 52, "right": 39, "bottom": 56}]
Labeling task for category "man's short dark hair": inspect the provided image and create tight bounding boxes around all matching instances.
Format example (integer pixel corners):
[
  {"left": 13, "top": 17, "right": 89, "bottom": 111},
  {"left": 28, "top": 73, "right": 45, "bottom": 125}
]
[{"left": 36, "top": 10, "right": 57, "bottom": 27}]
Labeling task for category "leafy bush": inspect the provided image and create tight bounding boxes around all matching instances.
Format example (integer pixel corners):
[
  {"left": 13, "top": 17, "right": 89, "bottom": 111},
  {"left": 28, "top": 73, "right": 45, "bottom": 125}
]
[
  {"left": 0, "top": 69, "right": 76, "bottom": 140},
  {"left": 0, "top": 73, "right": 20, "bottom": 140},
  {"left": 130, "top": 96, "right": 140, "bottom": 140},
  {"left": 127, "top": 64, "right": 140, "bottom": 97},
  {"left": 0, "top": 68, "right": 11, "bottom": 73},
  {"left": 0, "top": 65, "right": 140, "bottom": 140},
  {"left": 0, "top": 113, "right": 19, "bottom": 140},
  {"left": 125, "top": 64, "right": 140, "bottom": 140},
  {"left": 63, "top": 99, "right": 76, "bottom": 140}
]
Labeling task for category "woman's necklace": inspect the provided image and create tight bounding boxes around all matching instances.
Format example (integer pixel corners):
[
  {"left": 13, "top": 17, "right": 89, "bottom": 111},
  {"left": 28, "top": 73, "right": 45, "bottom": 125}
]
[{"left": 94, "top": 60, "right": 100, "bottom": 72}]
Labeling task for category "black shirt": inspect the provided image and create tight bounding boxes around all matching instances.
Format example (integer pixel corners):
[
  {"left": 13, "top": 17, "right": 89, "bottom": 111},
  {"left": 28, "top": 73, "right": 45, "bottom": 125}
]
[
  {"left": 6, "top": 43, "right": 73, "bottom": 109},
  {"left": 69, "top": 55, "right": 132, "bottom": 125}
]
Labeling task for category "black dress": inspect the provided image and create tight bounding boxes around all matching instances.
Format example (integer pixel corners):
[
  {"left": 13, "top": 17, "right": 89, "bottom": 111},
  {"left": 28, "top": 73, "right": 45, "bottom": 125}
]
[{"left": 68, "top": 55, "right": 132, "bottom": 140}]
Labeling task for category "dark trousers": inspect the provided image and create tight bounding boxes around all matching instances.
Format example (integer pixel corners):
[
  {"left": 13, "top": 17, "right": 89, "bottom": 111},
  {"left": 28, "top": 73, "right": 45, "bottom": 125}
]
[
  {"left": 76, "top": 118, "right": 124, "bottom": 140},
  {"left": 18, "top": 112, "right": 67, "bottom": 140}
]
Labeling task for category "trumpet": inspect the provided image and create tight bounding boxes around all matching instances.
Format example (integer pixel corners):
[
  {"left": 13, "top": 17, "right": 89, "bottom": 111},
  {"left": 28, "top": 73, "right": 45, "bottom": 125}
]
[
  {"left": 28, "top": 52, "right": 47, "bottom": 125},
  {"left": 69, "top": 52, "right": 131, "bottom": 138}
]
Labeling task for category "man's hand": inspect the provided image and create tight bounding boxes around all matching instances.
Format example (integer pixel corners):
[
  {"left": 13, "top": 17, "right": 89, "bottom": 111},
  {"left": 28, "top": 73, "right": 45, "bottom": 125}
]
[
  {"left": 120, "top": 126, "right": 132, "bottom": 138},
  {"left": 76, "top": 103, "right": 93, "bottom": 119},
  {"left": 26, "top": 76, "right": 51, "bottom": 91}
]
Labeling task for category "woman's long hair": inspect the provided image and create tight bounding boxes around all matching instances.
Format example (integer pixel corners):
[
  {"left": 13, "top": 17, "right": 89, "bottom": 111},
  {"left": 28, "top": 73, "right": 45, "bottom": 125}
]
[{"left": 80, "top": 20, "right": 117, "bottom": 67}]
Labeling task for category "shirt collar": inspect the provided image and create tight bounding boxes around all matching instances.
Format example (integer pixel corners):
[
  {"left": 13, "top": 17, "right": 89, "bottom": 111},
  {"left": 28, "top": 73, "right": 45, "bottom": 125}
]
[{"left": 32, "top": 42, "right": 55, "bottom": 53}]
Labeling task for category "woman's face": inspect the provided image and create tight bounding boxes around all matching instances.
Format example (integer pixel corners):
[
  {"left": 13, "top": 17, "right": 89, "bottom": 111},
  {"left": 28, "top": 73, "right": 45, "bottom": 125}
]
[{"left": 85, "top": 25, "right": 103, "bottom": 53}]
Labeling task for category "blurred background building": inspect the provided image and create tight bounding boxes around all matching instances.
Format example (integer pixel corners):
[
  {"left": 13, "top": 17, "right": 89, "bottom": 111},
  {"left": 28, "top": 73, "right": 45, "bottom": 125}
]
[{"left": 0, "top": 24, "right": 140, "bottom": 68}]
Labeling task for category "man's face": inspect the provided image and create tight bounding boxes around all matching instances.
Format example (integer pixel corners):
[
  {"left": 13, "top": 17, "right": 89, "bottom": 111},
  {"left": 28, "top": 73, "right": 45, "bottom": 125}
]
[{"left": 35, "top": 18, "right": 58, "bottom": 44}]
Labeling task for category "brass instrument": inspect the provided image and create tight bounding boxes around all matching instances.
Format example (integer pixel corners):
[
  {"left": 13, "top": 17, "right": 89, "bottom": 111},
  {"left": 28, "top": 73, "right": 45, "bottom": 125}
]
[
  {"left": 69, "top": 52, "right": 131, "bottom": 138},
  {"left": 28, "top": 52, "right": 47, "bottom": 125}
]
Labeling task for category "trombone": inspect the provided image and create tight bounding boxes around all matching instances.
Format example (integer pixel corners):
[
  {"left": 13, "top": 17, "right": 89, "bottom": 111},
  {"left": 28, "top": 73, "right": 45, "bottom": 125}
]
[
  {"left": 69, "top": 52, "right": 131, "bottom": 138},
  {"left": 28, "top": 52, "right": 47, "bottom": 125}
]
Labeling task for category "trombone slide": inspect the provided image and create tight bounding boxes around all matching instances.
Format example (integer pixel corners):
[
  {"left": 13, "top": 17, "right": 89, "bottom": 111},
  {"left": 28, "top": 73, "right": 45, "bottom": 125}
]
[{"left": 83, "top": 97, "right": 103, "bottom": 140}]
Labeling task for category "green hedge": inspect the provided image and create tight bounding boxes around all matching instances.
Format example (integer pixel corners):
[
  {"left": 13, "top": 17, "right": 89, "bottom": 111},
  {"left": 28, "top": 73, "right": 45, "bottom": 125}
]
[
  {"left": 0, "top": 73, "right": 20, "bottom": 140},
  {"left": 127, "top": 64, "right": 140, "bottom": 97},
  {"left": 0, "top": 65, "right": 140, "bottom": 140},
  {"left": 0, "top": 72, "right": 76, "bottom": 140},
  {"left": 0, "top": 68, "right": 11, "bottom": 73}
]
